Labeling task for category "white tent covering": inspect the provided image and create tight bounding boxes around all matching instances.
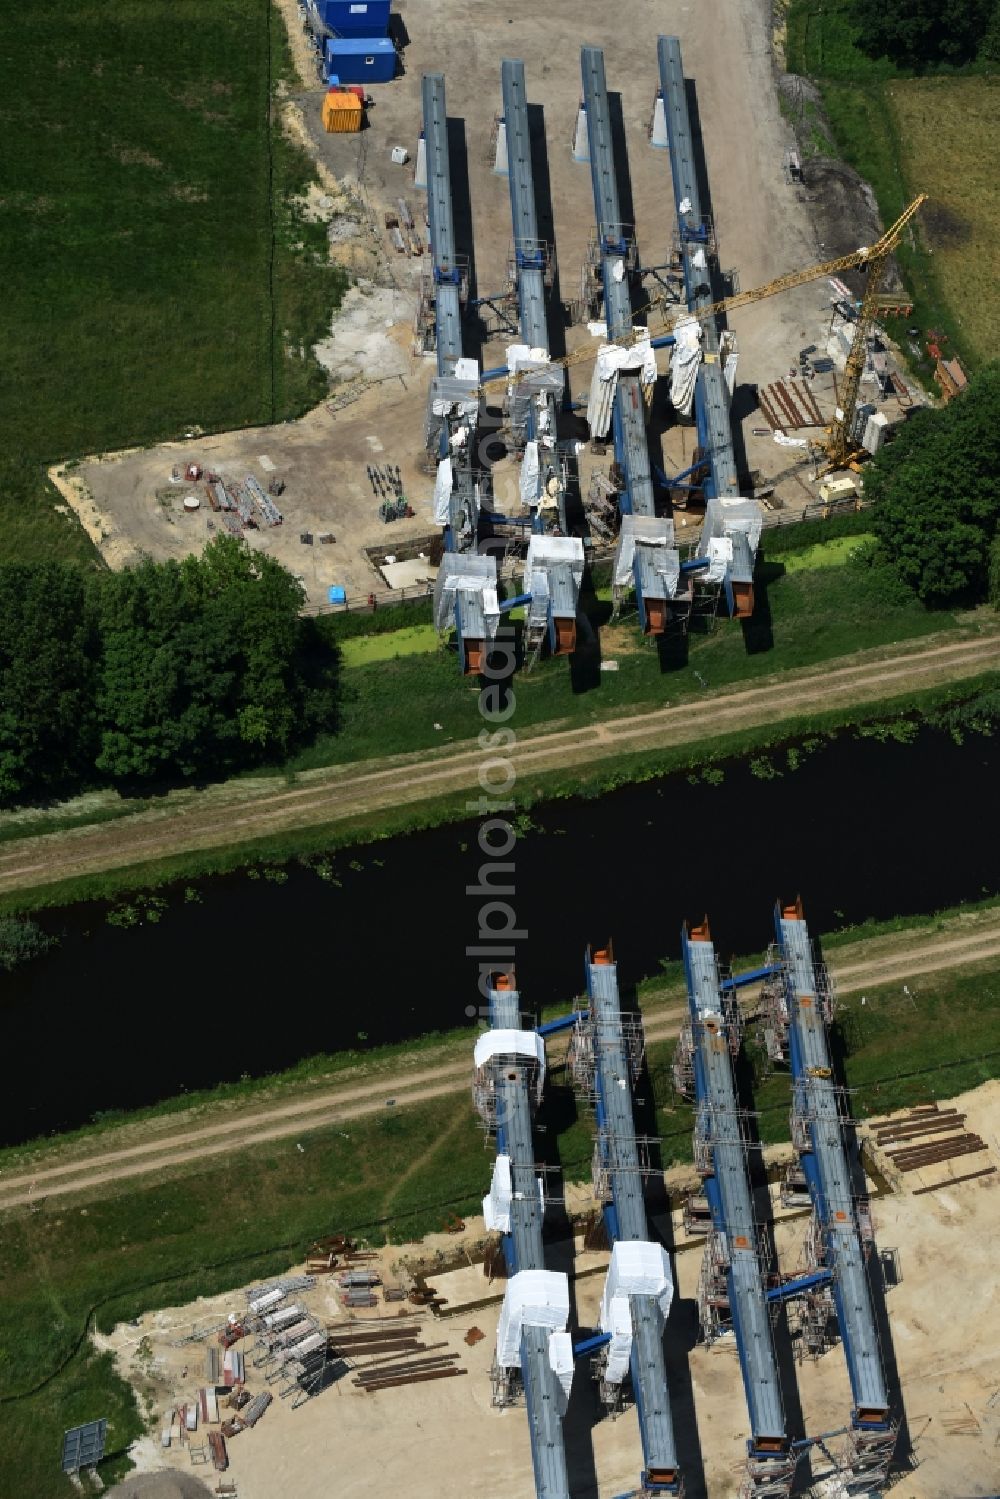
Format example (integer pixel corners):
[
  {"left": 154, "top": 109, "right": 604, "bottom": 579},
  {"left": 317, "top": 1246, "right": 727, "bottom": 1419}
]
[
  {"left": 433, "top": 456, "right": 453, "bottom": 524},
  {"left": 548, "top": 1330, "right": 574, "bottom": 1400},
  {"left": 699, "top": 495, "right": 763, "bottom": 563},
  {"left": 496, "top": 1270, "right": 570, "bottom": 1368},
  {"left": 586, "top": 340, "right": 658, "bottom": 438},
  {"left": 612, "top": 515, "right": 677, "bottom": 590},
  {"left": 524, "top": 535, "right": 585, "bottom": 599},
  {"left": 599, "top": 1242, "right": 674, "bottom": 1383},
  {"left": 669, "top": 317, "right": 703, "bottom": 417},
  {"left": 483, "top": 1153, "right": 513, "bottom": 1233},
  {"left": 473, "top": 1028, "right": 546, "bottom": 1081},
  {"left": 519, "top": 441, "right": 541, "bottom": 506},
  {"left": 432, "top": 553, "right": 499, "bottom": 635}
]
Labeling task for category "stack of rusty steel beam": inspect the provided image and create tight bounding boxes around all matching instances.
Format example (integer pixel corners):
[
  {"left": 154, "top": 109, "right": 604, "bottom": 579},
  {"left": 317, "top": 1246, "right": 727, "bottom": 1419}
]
[
  {"left": 872, "top": 1104, "right": 988, "bottom": 1174},
  {"left": 324, "top": 1317, "right": 466, "bottom": 1392}
]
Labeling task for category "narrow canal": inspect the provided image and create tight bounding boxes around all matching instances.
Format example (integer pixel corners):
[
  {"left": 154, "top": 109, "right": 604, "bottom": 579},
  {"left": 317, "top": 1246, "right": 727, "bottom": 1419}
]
[{"left": 4, "top": 726, "right": 997, "bottom": 1143}]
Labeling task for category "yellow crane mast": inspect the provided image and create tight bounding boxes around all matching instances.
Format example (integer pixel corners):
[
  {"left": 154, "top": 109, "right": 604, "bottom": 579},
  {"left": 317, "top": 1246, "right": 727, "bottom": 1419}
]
[{"left": 484, "top": 194, "right": 926, "bottom": 472}]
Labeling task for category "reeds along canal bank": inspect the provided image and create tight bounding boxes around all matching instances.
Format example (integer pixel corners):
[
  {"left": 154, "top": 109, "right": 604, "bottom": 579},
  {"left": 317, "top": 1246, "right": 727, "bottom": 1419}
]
[{"left": 4, "top": 725, "right": 998, "bottom": 1145}]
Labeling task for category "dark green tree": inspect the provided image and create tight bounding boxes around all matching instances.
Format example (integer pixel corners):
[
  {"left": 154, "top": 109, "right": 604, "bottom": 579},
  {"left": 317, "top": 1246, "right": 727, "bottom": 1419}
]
[
  {"left": 850, "top": 0, "right": 993, "bottom": 66},
  {"left": 0, "top": 562, "right": 98, "bottom": 803},
  {"left": 868, "top": 363, "right": 1000, "bottom": 604}
]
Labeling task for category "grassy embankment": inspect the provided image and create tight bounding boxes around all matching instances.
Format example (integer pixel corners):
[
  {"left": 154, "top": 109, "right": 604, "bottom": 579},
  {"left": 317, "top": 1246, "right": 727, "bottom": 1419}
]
[
  {"left": 2, "top": 937, "right": 999, "bottom": 1497},
  {"left": 0, "top": 0, "right": 344, "bottom": 568},
  {"left": 784, "top": 0, "right": 999, "bottom": 378}
]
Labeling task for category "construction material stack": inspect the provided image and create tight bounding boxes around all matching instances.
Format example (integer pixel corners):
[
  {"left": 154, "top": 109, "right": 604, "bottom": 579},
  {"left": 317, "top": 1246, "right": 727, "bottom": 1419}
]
[
  {"left": 680, "top": 921, "right": 795, "bottom": 1499},
  {"left": 498, "top": 60, "right": 567, "bottom": 535},
  {"left": 474, "top": 975, "right": 572, "bottom": 1499},
  {"left": 771, "top": 897, "right": 897, "bottom": 1491},
  {"left": 569, "top": 945, "right": 681, "bottom": 1494}
]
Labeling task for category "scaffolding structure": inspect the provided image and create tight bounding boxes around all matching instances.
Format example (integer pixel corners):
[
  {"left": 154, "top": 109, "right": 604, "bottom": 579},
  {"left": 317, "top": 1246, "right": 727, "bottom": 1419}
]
[{"left": 773, "top": 899, "right": 898, "bottom": 1492}]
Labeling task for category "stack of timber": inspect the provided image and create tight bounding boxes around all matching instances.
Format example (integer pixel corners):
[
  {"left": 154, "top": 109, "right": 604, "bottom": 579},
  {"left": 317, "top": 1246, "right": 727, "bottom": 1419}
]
[
  {"left": 757, "top": 378, "right": 825, "bottom": 430},
  {"left": 869, "top": 1103, "right": 995, "bottom": 1184}
]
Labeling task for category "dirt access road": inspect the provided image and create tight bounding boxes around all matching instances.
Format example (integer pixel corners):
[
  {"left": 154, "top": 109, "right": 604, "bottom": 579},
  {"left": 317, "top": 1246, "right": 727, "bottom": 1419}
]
[
  {"left": 4, "top": 909, "right": 1000, "bottom": 1211},
  {"left": 1, "top": 627, "right": 998, "bottom": 899}
]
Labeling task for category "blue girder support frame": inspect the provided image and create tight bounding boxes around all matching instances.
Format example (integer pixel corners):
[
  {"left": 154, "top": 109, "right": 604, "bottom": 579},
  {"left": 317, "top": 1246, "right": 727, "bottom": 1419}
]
[
  {"left": 581, "top": 47, "right": 655, "bottom": 519},
  {"left": 423, "top": 73, "right": 463, "bottom": 375},
  {"left": 488, "top": 980, "right": 571, "bottom": 1499},
  {"left": 657, "top": 37, "right": 738, "bottom": 500},
  {"left": 680, "top": 923, "right": 790, "bottom": 1470},
  {"left": 585, "top": 949, "right": 680, "bottom": 1492},
  {"left": 773, "top": 900, "right": 892, "bottom": 1432}
]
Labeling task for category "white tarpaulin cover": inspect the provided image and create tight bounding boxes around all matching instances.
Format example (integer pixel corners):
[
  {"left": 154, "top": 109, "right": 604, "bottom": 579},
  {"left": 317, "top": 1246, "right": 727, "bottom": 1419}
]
[
  {"left": 473, "top": 1028, "right": 546, "bottom": 1079},
  {"left": 679, "top": 196, "right": 692, "bottom": 215},
  {"left": 613, "top": 515, "right": 675, "bottom": 588},
  {"left": 669, "top": 317, "right": 702, "bottom": 417},
  {"left": 454, "top": 357, "right": 479, "bottom": 382},
  {"left": 598, "top": 1243, "right": 673, "bottom": 1383},
  {"left": 706, "top": 534, "right": 733, "bottom": 585},
  {"left": 586, "top": 341, "right": 658, "bottom": 437},
  {"left": 548, "top": 1330, "right": 574, "bottom": 1400},
  {"left": 483, "top": 1153, "right": 512, "bottom": 1233},
  {"left": 520, "top": 441, "right": 541, "bottom": 506},
  {"left": 690, "top": 246, "right": 707, "bottom": 271},
  {"left": 524, "top": 534, "right": 585, "bottom": 597},
  {"left": 496, "top": 1270, "right": 570, "bottom": 1368},
  {"left": 248, "top": 1288, "right": 284, "bottom": 1315},
  {"left": 506, "top": 343, "right": 550, "bottom": 374},
  {"left": 433, "top": 457, "right": 453, "bottom": 524}
]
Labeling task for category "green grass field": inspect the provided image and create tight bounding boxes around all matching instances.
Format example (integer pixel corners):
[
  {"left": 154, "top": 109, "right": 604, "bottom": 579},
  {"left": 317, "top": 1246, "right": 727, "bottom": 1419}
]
[
  {"left": 293, "top": 553, "right": 952, "bottom": 769},
  {"left": 785, "top": 0, "right": 996, "bottom": 379},
  {"left": 1, "top": 948, "right": 999, "bottom": 1496},
  {"left": 0, "top": 0, "right": 344, "bottom": 566}
]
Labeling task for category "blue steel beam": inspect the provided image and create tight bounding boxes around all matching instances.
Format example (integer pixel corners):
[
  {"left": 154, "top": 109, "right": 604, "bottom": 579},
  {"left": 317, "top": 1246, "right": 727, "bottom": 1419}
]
[
  {"left": 488, "top": 978, "right": 571, "bottom": 1499},
  {"left": 766, "top": 1270, "right": 834, "bottom": 1306},
  {"left": 657, "top": 37, "right": 738, "bottom": 500},
  {"left": 681, "top": 922, "right": 792, "bottom": 1486},
  {"left": 422, "top": 73, "right": 463, "bottom": 375},
  {"left": 585, "top": 948, "right": 680, "bottom": 1492},
  {"left": 501, "top": 59, "right": 548, "bottom": 351},
  {"left": 536, "top": 1010, "right": 588, "bottom": 1038},
  {"left": 773, "top": 899, "right": 893, "bottom": 1434},
  {"left": 580, "top": 47, "right": 655, "bottom": 518}
]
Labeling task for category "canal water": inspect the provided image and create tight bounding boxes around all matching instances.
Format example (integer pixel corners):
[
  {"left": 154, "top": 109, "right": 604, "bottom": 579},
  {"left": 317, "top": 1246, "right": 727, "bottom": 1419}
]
[{"left": 4, "top": 726, "right": 998, "bottom": 1144}]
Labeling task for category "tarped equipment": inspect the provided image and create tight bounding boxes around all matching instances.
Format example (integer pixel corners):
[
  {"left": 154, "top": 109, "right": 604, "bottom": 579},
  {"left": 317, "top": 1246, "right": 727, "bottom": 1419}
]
[
  {"left": 586, "top": 340, "right": 658, "bottom": 437},
  {"left": 496, "top": 1270, "right": 570, "bottom": 1368},
  {"left": 524, "top": 535, "right": 585, "bottom": 599},
  {"left": 598, "top": 1242, "right": 673, "bottom": 1383},
  {"left": 473, "top": 1028, "right": 546, "bottom": 1080},
  {"left": 669, "top": 317, "right": 702, "bottom": 417},
  {"left": 433, "top": 456, "right": 453, "bottom": 524},
  {"left": 548, "top": 1330, "right": 574, "bottom": 1400},
  {"left": 519, "top": 441, "right": 541, "bottom": 506},
  {"left": 691, "top": 246, "right": 707, "bottom": 271},
  {"left": 679, "top": 196, "right": 692, "bottom": 214},
  {"left": 612, "top": 515, "right": 676, "bottom": 588},
  {"left": 483, "top": 1153, "right": 512, "bottom": 1233}
]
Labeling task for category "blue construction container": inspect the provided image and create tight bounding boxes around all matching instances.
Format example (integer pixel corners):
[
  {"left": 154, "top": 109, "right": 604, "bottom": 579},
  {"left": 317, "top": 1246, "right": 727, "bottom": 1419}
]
[
  {"left": 319, "top": 0, "right": 391, "bottom": 36},
  {"left": 324, "top": 36, "right": 395, "bottom": 84}
]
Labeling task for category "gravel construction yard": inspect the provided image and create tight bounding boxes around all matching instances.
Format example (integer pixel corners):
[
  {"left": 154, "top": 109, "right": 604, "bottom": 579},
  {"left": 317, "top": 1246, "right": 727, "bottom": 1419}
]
[
  {"left": 101, "top": 1081, "right": 1000, "bottom": 1499},
  {"left": 57, "top": 0, "right": 921, "bottom": 606}
]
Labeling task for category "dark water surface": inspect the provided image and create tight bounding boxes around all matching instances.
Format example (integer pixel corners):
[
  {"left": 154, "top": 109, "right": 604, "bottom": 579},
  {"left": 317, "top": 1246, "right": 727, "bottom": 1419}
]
[{"left": 5, "top": 728, "right": 998, "bottom": 1144}]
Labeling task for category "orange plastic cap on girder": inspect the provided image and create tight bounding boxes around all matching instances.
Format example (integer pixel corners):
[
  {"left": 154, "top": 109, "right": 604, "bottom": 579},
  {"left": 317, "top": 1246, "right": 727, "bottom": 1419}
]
[
  {"left": 782, "top": 895, "right": 806, "bottom": 921},
  {"left": 494, "top": 972, "right": 515, "bottom": 991},
  {"left": 688, "top": 917, "right": 712, "bottom": 943}
]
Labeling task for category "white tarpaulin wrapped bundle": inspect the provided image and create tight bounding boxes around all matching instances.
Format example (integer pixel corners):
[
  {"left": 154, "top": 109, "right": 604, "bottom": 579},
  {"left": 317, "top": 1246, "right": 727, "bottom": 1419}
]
[
  {"left": 454, "top": 357, "right": 479, "bottom": 382},
  {"left": 519, "top": 441, "right": 541, "bottom": 506},
  {"left": 506, "top": 343, "right": 550, "bottom": 374},
  {"left": 248, "top": 1288, "right": 284, "bottom": 1316},
  {"left": 669, "top": 317, "right": 702, "bottom": 418},
  {"left": 496, "top": 1270, "right": 570, "bottom": 1368},
  {"left": 548, "top": 1330, "right": 574, "bottom": 1400},
  {"left": 679, "top": 196, "right": 692, "bottom": 215},
  {"left": 433, "top": 457, "right": 453, "bottom": 525},
  {"left": 690, "top": 246, "right": 707, "bottom": 271},
  {"left": 612, "top": 515, "right": 676, "bottom": 589},
  {"left": 473, "top": 1028, "right": 546, "bottom": 1082},
  {"left": 483, "top": 1153, "right": 512, "bottom": 1233},
  {"left": 701, "top": 496, "right": 764, "bottom": 556},
  {"left": 600, "top": 1290, "right": 633, "bottom": 1385},
  {"left": 705, "top": 534, "right": 733, "bottom": 585},
  {"left": 599, "top": 1242, "right": 674, "bottom": 1382},
  {"left": 586, "top": 340, "right": 658, "bottom": 438}
]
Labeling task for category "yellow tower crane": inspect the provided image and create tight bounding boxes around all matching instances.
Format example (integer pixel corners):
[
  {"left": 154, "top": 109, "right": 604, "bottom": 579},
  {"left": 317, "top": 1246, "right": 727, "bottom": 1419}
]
[{"left": 483, "top": 194, "right": 926, "bottom": 473}]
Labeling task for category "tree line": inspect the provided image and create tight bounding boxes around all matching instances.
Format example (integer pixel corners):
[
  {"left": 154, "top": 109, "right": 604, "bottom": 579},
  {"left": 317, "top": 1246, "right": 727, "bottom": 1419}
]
[
  {"left": 850, "top": 0, "right": 1000, "bottom": 68},
  {"left": 0, "top": 537, "right": 337, "bottom": 806},
  {"left": 867, "top": 363, "right": 1000, "bottom": 606}
]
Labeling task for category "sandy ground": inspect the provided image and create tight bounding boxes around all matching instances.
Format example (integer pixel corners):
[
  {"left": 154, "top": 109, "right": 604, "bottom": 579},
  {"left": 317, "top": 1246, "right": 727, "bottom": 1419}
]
[
  {"left": 0, "top": 622, "right": 996, "bottom": 900},
  {"left": 5, "top": 901, "right": 1000, "bottom": 1210},
  {"left": 58, "top": 0, "right": 921, "bottom": 602},
  {"left": 95, "top": 1081, "right": 1000, "bottom": 1499}
]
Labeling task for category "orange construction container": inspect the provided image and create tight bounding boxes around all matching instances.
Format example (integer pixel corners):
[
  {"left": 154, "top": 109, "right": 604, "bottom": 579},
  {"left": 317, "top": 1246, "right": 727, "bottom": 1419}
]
[{"left": 322, "top": 89, "right": 362, "bottom": 133}]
